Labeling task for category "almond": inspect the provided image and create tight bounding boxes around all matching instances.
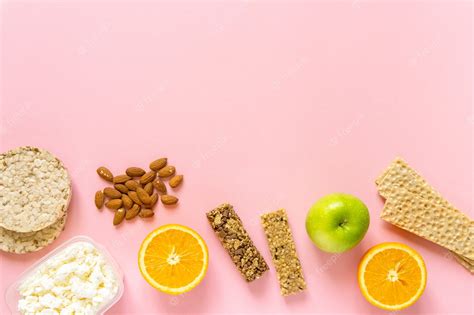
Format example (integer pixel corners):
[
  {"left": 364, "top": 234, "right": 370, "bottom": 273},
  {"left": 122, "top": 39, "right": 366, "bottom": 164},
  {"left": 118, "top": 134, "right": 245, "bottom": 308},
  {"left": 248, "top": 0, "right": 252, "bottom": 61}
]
[
  {"left": 105, "top": 199, "right": 123, "bottom": 210},
  {"left": 126, "top": 204, "right": 141, "bottom": 220},
  {"left": 149, "top": 193, "right": 159, "bottom": 207},
  {"left": 139, "top": 208, "right": 154, "bottom": 218},
  {"left": 158, "top": 165, "right": 175, "bottom": 178},
  {"left": 125, "top": 180, "right": 140, "bottom": 191},
  {"left": 97, "top": 167, "right": 114, "bottom": 182},
  {"left": 169, "top": 175, "right": 183, "bottom": 188},
  {"left": 114, "top": 184, "right": 129, "bottom": 194},
  {"left": 161, "top": 194, "right": 178, "bottom": 205},
  {"left": 144, "top": 182, "right": 154, "bottom": 195},
  {"left": 153, "top": 179, "right": 167, "bottom": 194},
  {"left": 128, "top": 191, "right": 143, "bottom": 205},
  {"left": 136, "top": 187, "right": 152, "bottom": 204},
  {"left": 140, "top": 171, "right": 156, "bottom": 185},
  {"left": 126, "top": 167, "right": 146, "bottom": 177},
  {"left": 122, "top": 194, "right": 134, "bottom": 209},
  {"left": 149, "top": 158, "right": 167, "bottom": 171},
  {"left": 113, "top": 174, "right": 131, "bottom": 184},
  {"left": 95, "top": 191, "right": 104, "bottom": 209},
  {"left": 103, "top": 187, "right": 122, "bottom": 199},
  {"left": 113, "top": 208, "right": 126, "bottom": 225}
]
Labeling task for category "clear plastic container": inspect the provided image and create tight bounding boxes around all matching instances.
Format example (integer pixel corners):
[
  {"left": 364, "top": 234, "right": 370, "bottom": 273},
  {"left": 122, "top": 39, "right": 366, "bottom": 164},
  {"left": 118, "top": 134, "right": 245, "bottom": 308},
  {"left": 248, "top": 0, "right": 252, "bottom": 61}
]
[{"left": 5, "top": 235, "right": 124, "bottom": 315}]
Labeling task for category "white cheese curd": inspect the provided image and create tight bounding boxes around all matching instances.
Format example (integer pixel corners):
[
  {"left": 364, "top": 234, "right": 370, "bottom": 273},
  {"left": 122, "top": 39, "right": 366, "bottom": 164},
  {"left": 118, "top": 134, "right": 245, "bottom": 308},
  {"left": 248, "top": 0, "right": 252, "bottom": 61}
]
[{"left": 17, "top": 241, "right": 119, "bottom": 315}]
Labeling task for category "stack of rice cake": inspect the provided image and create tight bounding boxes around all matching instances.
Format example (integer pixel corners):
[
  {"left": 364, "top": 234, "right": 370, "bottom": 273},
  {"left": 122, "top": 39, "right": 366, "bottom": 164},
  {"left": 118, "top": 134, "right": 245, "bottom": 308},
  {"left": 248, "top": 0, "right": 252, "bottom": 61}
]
[
  {"left": 0, "top": 147, "right": 71, "bottom": 254},
  {"left": 376, "top": 158, "right": 473, "bottom": 273}
]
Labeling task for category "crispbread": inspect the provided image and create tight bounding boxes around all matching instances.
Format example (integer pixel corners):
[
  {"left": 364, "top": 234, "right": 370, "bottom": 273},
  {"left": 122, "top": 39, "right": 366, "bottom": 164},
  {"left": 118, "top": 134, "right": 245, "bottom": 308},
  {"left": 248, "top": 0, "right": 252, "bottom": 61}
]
[
  {"left": 376, "top": 158, "right": 455, "bottom": 208},
  {"left": 0, "top": 147, "right": 71, "bottom": 232},
  {"left": 452, "top": 252, "right": 474, "bottom": 274},
  {"left": 376, "top": 158, "right": 474, "bottom": 261},
  {"left": 0, "top": 213, "right": 67, "bottom": 254},
  {"left": 381, "top": 190, "right": 473, "bottom": 260}
]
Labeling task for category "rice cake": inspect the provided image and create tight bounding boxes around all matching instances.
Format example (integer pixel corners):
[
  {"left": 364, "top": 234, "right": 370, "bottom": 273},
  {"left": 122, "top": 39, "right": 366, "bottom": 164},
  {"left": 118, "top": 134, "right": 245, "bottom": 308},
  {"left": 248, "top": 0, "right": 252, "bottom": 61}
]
[
  {"left": 0, "top": 147, "right": 71, "bottom": 232},
  {"left": 261, "top": 209, "right": 306, "bottom": 296},
  {"left": 0, "top": 213, "right": 67, "bottom": 254}
]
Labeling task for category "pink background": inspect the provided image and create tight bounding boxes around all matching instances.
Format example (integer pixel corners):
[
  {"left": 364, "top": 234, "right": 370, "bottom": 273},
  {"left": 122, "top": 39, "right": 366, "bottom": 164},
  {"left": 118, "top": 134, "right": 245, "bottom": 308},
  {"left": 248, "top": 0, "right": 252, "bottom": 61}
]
[{"left": 1, "top": 1, "right": 472, "bottom": 314}]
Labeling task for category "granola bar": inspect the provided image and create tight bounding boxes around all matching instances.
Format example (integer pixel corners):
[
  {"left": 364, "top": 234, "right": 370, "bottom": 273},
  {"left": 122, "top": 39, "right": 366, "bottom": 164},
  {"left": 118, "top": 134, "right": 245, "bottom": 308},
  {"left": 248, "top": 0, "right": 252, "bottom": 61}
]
[
  {"left": 261, "top": 209, "right": 306, "bottom": 296},
  {"left": 206, "top": 203, "right": 269, "bottom": 282}
]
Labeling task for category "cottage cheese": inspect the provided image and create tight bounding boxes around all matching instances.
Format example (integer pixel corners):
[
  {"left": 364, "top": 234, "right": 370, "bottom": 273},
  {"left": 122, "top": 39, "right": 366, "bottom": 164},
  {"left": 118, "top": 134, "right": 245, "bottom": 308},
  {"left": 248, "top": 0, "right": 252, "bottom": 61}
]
[{"left": 17, "top": 241, "right": 119, "bottom": 315}]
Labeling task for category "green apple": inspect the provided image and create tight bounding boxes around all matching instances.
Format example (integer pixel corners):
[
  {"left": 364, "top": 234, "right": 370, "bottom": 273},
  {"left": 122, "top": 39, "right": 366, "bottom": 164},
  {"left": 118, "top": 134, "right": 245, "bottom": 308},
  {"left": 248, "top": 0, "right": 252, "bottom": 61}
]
[{"left": 306, "top": 193, "right": 370, "bottom": 253}]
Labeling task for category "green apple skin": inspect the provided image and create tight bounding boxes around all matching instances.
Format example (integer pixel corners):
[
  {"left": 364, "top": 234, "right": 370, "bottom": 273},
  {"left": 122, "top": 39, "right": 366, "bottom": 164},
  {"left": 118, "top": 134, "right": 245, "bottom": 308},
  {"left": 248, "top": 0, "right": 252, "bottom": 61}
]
[{"left": 306, "top": 193, "right": 370, "bottom": 253}]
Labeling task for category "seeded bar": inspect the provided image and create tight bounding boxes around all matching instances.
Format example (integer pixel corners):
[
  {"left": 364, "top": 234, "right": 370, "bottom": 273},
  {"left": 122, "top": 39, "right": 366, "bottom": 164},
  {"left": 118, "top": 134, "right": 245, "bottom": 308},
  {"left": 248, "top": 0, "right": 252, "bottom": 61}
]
[
  {"left": 206, "top": 203, "right": 269, "bottom": 282},
  {"left": 261, "top": 209, "right": 306, "bottom": 296}
]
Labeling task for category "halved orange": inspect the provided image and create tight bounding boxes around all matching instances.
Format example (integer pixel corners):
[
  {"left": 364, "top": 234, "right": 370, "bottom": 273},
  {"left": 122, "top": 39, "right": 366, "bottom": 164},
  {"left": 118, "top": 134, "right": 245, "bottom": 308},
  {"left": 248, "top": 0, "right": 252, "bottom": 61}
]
[
  {"left": 358, "top": 242, "right": 427, "bottom": 311},
  {"left": 138, "top": 224, "right": 209, "bottom": 295}
]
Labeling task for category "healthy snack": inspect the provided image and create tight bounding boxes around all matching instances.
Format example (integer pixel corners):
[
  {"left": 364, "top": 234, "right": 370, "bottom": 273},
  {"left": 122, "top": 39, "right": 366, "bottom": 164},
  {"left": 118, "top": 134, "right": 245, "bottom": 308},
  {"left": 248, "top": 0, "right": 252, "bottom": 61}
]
[
  {"left": 17, "top": 241, "right": 120, "bottom": 314},
  {"left": 105, "top": 199, "right": 122, "bottom": 210},
  {"left": 126, "top": 167, "right": 146, "bottom": 177},
  {"left": 144, "top": 182, "right": 154, "bottom": 195},
  {"left": 140, "top": 171, "right": 156, "bottom": 185},
  {"left": 95, "top": 191, "right": 105, "bottom": 209},
  {"left": 382, "top": 192, "right": 473, "bottom": 260},
  {"left": 261, "top": 209, "right": 306, "bottom": 296},
  {"left": 149, "top": 193, "right": 159, "bottom": 206},
  {"left": 113, "top": 208, "right": 126, "bottom": 225},
  {"left": 0, "top": 147, "right": 71, "bottom": 233},
  {"left": 158, "top": 165, "right": 175, "bottom": 178},
  {"left": 138, "top": 224, "right": 208, "bottom": 294},
  {"left": 358, "top": 242, "right": 427, "bottom": 311},
  {"left": 153, "top": 179, "right": 167, "bottom": 194},
  {"left": 103, "top": 187, "right": 122, "bottom": 199},
  {"left": 96, "top": 167, "right": 114, "bottom": 182},
  {"left": 125, "top": 180, "right": 140, "bottom": 191},
  {"left": 0, "top": 214, "right": 67, "bottom": 254},
  {"left": 206, "top": 203, "right": 269, "bottom": 282},
  {"left": 136, "top": 187, "right": 151, "bottom": 204},
  {"left": 149, "top": 158, "right": 167, "bottom": 171},
  {"left": 139, "top": 209, "right": 154, "bottom": 218},
  {"left": 169, "top": 175, "right": 183, "bottom": 188},
  {"left": 122, "top": 194, "right": 133, "bottom": 209},
  {"left": 95, "top": 157, "right": 183, "bottom": 225},
  {"left": 453, "top": 253, "right": 474, "bottom": 274},
  {"left": 306, "top": 193, "right": 370, "bottom": 253},
  {"left": 114, "top": 184, "right": 129, "bottom": 194},
  {"left": 113, "top": 174, "right": 131, "bottom": 184},
  {"left": 128, "top": 191, "right": 143, "bottom": 206},
  {"left": 161, "top": 194, "right": 178, "bottom": 205},
  {"left": 125, "top": 204, "right": 141, "bottom": 220},
  {"left": 376, "top": 158, "right": 474, "bottom": 271}
]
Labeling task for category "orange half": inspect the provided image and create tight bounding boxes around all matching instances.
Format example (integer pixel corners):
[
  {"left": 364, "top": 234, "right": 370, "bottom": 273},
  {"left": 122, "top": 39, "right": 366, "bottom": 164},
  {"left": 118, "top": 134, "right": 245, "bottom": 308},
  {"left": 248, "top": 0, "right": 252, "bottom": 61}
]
[
  {"left": 138, "top": 224, "right": 209, "bottom": 295},
  {"left": 358, "top": 242, "right": 427, "bottom": 311}
]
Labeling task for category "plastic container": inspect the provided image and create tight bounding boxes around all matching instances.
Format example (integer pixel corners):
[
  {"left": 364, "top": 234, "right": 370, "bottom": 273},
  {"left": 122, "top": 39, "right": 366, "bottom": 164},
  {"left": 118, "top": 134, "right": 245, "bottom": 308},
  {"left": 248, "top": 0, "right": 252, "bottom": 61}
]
[{"left": 5, "top": 235, "right": 124, "bottom": 314}]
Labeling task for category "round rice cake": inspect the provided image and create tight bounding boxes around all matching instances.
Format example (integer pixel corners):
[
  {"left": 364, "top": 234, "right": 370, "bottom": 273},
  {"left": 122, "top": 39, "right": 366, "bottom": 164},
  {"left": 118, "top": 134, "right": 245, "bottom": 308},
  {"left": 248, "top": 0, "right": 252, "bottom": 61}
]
[
  {"left": 0, "top": 213, "right": 67, "bottom": 254},
  {"left": 0, "top": 146, "right": 71, "bottom": 232}
]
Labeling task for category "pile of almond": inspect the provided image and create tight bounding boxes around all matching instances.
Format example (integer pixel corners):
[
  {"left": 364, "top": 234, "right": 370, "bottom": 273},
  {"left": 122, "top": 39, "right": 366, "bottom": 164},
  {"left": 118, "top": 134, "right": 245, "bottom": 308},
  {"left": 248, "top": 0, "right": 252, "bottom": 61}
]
[{"left": 94, "top": 158, "right": 183, "bottom": 226}]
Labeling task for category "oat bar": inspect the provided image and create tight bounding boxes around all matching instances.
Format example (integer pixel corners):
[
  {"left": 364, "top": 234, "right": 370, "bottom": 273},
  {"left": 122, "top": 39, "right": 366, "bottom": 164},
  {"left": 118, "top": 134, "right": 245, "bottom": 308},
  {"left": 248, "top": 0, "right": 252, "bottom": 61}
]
[
  {"left": 206, "top": 203, "right": 269, "bottom": 282},
  {"left": 261, "top": 209, "right": 306, "bottom": 296}
]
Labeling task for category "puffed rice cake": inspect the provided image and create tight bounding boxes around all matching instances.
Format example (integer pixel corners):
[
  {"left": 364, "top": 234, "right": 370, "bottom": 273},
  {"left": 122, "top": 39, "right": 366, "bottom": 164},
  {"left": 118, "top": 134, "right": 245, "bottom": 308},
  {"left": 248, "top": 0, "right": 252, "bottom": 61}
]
[
  {"left": 0, "top": 146, "right": 71, "bottom": 233},
  {"left": 0, "top": 213, "right": 67, "bottom": 254}
]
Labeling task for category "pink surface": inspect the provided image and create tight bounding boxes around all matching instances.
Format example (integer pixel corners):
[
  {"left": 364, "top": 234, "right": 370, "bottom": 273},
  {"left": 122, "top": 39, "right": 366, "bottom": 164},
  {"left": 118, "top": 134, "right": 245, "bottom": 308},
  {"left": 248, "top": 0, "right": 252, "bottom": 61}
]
[{"left": 0, "top": 1, "right": 473, "bottom": 314}]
